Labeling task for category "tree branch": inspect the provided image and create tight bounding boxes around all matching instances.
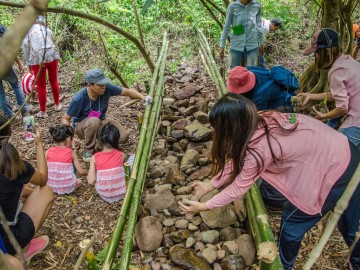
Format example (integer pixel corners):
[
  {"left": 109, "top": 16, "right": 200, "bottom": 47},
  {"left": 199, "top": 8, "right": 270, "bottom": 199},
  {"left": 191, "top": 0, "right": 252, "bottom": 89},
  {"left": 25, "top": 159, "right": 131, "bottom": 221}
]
[
  {"left": 198, "top": 0, "right": 223, "bottom": 29},
  {"left": 204, "top": 0, "right": 225, "bottom": 16},
  {"left": 0, "top": 1, "right": 155, "bottom": 71}
]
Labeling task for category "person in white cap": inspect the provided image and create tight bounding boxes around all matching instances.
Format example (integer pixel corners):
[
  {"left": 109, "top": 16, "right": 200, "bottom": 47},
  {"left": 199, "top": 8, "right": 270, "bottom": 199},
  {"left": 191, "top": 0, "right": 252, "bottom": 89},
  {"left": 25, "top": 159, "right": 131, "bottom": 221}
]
[{"left": 62, "top": 68, "right": 152, "bottom": 162}]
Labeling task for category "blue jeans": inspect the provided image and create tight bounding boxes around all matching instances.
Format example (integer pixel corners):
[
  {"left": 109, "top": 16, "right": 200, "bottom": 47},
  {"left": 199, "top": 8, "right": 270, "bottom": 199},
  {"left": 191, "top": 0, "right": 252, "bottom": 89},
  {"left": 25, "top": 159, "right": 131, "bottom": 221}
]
[
  {"left": 340, "top": 126, "right": 360, "bottom": 151},
  {"left": 230, "top": 47, "right": 259, "bottom": 69},
  {"left": 0, "top": 67, "right": 29, "bottom": 118},
  {"left": 278, "top": 142, "right": 360, "bottom": 270}
]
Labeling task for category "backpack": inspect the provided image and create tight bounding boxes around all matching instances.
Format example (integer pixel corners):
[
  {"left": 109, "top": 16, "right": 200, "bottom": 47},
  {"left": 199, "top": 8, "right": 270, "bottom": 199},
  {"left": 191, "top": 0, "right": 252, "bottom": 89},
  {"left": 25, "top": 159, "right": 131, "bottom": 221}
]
[{"left": 247, "top": 66, "right": 299, "bottom": 94}]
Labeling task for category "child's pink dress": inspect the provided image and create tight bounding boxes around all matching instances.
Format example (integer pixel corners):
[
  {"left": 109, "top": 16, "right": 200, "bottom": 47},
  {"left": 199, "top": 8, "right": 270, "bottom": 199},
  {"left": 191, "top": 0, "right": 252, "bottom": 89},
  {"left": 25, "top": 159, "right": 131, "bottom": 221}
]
[
  {"left": 94, "top": 149, "right": 126, "bottom": 203},
  {"left": 47, "top": 146, "right": 77, "bottom": 194}
]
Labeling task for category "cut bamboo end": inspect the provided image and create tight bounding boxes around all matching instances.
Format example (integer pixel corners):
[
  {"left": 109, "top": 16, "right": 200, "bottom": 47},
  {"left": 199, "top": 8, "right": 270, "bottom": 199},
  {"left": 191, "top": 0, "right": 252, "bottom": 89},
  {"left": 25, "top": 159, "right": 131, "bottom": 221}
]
[{"left": 257, "top": 242, "right": 279, "bottom": 264}]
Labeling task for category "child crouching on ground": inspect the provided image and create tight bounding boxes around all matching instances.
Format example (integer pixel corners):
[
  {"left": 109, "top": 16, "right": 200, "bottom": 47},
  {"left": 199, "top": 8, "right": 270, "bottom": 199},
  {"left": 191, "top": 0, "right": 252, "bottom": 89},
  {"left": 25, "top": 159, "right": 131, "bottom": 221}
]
[
  {"left": 87, "top": 123, "right": 126, "bottom": 203},
  {"left": 46, "top": 125, "right": 87, "bottom": 194}
]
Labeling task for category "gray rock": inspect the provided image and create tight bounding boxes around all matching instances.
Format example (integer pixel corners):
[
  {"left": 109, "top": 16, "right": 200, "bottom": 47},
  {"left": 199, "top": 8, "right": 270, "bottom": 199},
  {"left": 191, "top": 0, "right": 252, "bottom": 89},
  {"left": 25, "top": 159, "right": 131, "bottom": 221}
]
[
  {"left": 180, "top": 149, "right": 200, "bottom": 168},
  {"left": 198, "top": 157, "right": 210, "bottom": 166},
  {"left": 153, "top": 139, "right": 167, "bottom": 155},
  {"left": 236, "top": 234, "right": 256, "bottom": 266},
  {"left": 145, "top": 190, "right": 176, "bottom": 211},
  {"left": 171, "top": 130, "right": 185, "bottom": 139},
  {"left": 175, "top": 219, "right": 189, "bottom": 229},
  {"left": 161, "top": 264, "right": 172, "bottom": 270},
  {"left": 176, "top": 186, "right": 193, "bottom": 195},
  {"left": 191, "top": 216, "right": 202, "bottom": 226},
  {"left": 188, "top": 223, "right": 198, "bottom": 231},
  {"left": 220, "top": 227, "right": 236, "bottom": 241},
  {"left": 200, "top": 190, "right": 237, "bottom": 228},
  {"left": 174, "top": 83, "right": 200, "bottom": 100},
  {"left": 169, "top": 246, "right": 212, "bottom": 270},
  {"left": 200, "top": 247, "right": 217, "bottom": 264},
  {"left": 166, "top": 167, "right": 186, "bottom": 184},
  {"left": 184, "top": 123, "right": 212, "bottom": 142},
  {"left": 233, "top": 198, "right": 247, "bottom": 222},
  {"left": 150, "top": 261, "right": 161, "bottom": 270},
  {"left": 163, "top": 219, "right": 175, "bottom": 227},
  {"left": 172, "top": 119, "right": 191, "bottom": 130},
  {"left": 185, "top": 237, "right": 196, "bottom": 248},
  {"left": 135, "top": 216, "right": 163, "bottom": 252},
  {"left": 194, "top": 241, "right": 206, "bottom": 251},
  {"left": 188, "top": 166, "right": 212, "bottom": 181},
  {"left": 163, "top": 98, "right": 176, "bottom": 106},
  {"left": 186, "top": 141, "right": 204, "bottom": 153},
  {"left": 179, "top": 139, "right": 189, "bottom": 150},
  {"left": 214, "top": 263, "right": 223, "bottom": 270},
  {"left": 217, "top": 250, "right": 226, "bottom": 260},
  {"left": 222, "top": 241, "right": 239, "bottom": 255},
  {"left": 201, "top": 230, "right": 220, "bottom": 244},
  {"left": 183, "top": 106, "right": 198, "bottom": 116},
  {"left": 194, "top": 111, "right": 209, "bottom": 124},
  {"left": 220, "top": 255, "right": 246, "bottom": 270}
]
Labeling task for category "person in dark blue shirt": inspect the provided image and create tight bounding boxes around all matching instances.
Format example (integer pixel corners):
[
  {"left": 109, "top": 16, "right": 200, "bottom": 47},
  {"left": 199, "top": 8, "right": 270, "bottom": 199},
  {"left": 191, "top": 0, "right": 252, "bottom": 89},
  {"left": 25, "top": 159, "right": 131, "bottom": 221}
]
[
  {"left": 62, "top": 68, "right": 153, "bottom": 162},
  {"left": 227, "top": 66, "right": 296, "bottom": 208}
]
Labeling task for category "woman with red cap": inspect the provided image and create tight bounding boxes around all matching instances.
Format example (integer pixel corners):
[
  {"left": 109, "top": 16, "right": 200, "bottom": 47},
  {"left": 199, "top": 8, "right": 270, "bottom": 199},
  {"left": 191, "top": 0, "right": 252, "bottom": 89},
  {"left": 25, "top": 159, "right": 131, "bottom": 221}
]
[{"left": 300, "top": 28, "right": 360, "bottom": 151}]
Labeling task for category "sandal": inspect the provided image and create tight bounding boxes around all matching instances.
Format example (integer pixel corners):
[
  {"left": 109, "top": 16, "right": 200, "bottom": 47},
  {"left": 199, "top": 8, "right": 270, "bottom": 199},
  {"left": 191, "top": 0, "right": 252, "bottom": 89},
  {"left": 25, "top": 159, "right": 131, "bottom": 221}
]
[{"left": 25, "top": 235, "right": 49, "bottom": 262}]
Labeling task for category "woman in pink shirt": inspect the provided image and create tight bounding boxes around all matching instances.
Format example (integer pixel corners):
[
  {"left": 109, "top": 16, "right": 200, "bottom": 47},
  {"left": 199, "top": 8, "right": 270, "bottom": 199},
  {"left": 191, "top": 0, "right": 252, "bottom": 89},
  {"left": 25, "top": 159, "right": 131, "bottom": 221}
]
[
  {"left": 300, "top": 28, "right": 360, "bottom": 151},
  {"left": 178, "top": 93, "right": 360, "bottom": 270}
]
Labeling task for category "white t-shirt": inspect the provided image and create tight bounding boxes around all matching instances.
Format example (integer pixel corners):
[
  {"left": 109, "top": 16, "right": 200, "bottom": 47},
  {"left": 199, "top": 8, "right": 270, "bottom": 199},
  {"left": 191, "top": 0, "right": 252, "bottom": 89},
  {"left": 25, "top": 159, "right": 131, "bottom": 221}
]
[{"left": 262, "top": 18, "right": 271, "bottom": 36}]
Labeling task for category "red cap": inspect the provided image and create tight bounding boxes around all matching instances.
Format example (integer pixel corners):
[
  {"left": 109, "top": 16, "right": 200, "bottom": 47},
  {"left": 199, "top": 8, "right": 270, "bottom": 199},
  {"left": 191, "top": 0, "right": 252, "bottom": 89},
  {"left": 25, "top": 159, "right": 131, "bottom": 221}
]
[{"left": 226, "top": 66, "right": 256, "bottom": 94}]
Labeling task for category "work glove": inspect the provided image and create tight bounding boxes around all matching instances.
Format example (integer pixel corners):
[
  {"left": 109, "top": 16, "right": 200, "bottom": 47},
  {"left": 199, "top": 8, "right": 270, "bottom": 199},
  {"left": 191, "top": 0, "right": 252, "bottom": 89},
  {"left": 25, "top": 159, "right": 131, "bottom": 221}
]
[{"left": 144, "top": 95, "right": 153, "bottom": 106}]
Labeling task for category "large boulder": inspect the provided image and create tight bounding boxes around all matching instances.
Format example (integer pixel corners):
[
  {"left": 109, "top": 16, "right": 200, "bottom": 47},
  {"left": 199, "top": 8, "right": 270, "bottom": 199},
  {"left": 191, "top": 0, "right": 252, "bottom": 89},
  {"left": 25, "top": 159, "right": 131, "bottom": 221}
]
[{"left": 135, "top": 216, "right": 163, "bottom": 252}]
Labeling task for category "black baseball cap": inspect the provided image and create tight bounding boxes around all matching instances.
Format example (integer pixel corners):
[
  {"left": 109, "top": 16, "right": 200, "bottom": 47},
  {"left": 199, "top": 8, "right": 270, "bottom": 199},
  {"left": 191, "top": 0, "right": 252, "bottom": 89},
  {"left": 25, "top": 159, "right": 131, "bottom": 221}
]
[{"left": 303, "top": 28, "right": 340, "bottom": 55}]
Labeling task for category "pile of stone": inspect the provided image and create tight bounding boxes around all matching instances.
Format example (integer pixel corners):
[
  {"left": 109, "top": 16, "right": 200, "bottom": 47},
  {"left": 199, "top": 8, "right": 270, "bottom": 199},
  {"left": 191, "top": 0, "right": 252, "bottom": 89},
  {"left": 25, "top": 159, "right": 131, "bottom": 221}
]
[{"left": 133, "top": 65, "right": 256, "bottom": 270}]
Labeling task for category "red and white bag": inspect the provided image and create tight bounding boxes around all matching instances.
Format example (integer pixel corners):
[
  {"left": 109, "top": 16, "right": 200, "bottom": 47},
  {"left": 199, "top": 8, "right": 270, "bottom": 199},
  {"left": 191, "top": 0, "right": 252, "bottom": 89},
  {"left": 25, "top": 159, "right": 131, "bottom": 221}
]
[{"left": 21, "top": 72, "right": 35, "bottom": 95}]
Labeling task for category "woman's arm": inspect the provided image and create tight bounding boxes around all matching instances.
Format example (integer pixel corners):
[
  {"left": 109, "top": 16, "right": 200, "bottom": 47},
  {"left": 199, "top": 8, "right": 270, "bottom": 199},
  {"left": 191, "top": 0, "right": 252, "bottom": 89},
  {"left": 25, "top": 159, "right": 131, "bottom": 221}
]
[
  {"left": 87, "top": 156, "right": 96, "bottom": 185},
  {"left": 220, "top": 4, "right": 234, "bottom": 49},
  {"left": 29, "top": 129, "right": 48, "bottom": 186},
  {"left": 72, "top": 152, "right": 88, "bottom": 176},
  {"left": 297, "top": 92, "right": 334, "bottom": 106}
]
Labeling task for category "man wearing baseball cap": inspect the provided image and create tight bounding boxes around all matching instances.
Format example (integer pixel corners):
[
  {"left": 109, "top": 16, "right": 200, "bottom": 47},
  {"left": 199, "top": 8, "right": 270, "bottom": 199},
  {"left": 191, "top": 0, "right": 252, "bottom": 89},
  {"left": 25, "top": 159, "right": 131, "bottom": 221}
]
[{"left": 62, "top": 68, "right": 152, "bottom": 162}]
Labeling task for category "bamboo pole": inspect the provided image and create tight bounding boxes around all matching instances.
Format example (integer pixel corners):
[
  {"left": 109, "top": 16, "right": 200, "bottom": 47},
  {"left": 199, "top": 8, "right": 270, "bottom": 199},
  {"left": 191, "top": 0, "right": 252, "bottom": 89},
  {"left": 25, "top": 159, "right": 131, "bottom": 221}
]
[
  {"left": 249, "top": 185, "right": 283, "bottom": 269},
  {"left": 197, "top": 29, "right": 227, "bottom": 95},
  {"left": 118, "top": 40, "right": 169, "bottom": 270},
  {"left": 100, "top": 33, "right": 168, "bottom": 270},
  {"left": 304, "top": 164, "right": 360, "bottom": 270},
  {"left": 199, "top": 49, "right": 215, "bottom": 84}
]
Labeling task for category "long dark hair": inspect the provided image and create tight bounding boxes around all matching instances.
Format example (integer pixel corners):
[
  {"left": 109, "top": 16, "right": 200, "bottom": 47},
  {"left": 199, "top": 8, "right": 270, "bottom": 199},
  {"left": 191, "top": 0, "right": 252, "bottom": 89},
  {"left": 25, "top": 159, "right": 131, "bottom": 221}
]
[
  {"left": 315, "top": 45, "right": 342, "bottom": 71},
  {"left": 98, "top": 123, "right": 120, "bottom": 150},
  {"left": 0, "top": 115, "right": 26, "bottom": 180},
  {"left": 49, "top": 124, "right": 74, "bottom": 143},
  {"left": 209, "top": 93, "right": 298, "bottom": 182}
]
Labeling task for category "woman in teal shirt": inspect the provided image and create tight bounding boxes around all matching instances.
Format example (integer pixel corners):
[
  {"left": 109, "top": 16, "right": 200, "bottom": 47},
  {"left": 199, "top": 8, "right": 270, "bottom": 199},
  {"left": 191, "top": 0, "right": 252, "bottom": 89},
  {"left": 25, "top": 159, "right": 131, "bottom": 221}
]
[{"left": 220, "top": 0, "right": 264, "bottom": 68}]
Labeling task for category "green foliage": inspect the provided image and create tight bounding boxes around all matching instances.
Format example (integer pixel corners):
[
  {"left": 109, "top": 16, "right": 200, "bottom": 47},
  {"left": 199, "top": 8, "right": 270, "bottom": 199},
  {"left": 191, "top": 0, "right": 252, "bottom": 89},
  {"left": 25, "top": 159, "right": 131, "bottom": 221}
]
[{"left": 0, "top": 0, "right": 314, "bottom": 84}]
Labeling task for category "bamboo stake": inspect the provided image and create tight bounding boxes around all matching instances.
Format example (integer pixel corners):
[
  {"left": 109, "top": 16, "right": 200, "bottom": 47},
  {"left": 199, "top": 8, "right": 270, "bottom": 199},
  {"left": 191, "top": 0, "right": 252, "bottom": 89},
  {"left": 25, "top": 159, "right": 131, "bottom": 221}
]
[
  {"left": 249, "top": 185, "right": 282, "bottom": 269},
  {"left": 100, "top": 33, "right": 168, "bottom": 270},
  {"left": 118, "top": 40, "right": 169, "bottom": 270},
  {"left": 197, "top": 29, "right": 227, "bottom": 95},
  {"left": 304, "top": 164, "right": 360, "bottom": 270},
  {"left": 199, "top": 49, "right": 215, "bottom": 84}
]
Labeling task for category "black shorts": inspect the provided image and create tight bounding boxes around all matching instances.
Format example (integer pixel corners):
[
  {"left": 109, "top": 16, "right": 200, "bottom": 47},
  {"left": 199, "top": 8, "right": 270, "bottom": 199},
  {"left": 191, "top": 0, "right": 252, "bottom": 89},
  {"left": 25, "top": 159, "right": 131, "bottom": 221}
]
[{"left": 0, "top": 212, "right": 35, "bottom": 255}]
